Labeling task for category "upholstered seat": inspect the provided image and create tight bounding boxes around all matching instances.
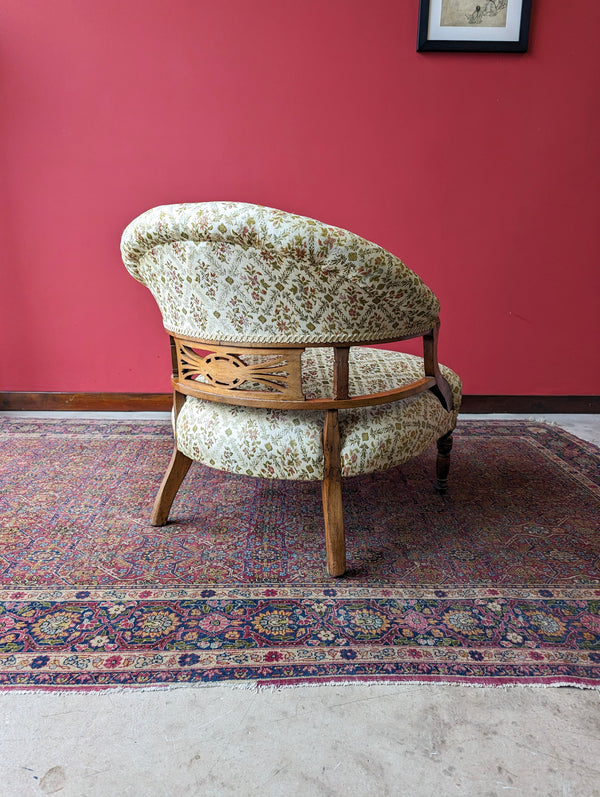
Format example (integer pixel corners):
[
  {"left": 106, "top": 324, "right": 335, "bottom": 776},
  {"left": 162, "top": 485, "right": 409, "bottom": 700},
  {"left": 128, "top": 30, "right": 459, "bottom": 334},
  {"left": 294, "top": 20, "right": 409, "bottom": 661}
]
[
  {"left": 177, "top": 347, "right": 461, "bottom": 481},
  {"left": 121, "top": 202, "right": 462, "bottom": 576}
]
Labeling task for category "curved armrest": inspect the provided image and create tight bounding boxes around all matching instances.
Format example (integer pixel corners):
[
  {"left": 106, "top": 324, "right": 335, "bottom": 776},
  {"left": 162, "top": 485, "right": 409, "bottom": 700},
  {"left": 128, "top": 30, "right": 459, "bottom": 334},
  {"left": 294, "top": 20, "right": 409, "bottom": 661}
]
[
  {"left": 168, "top": 325, "right": 452, "bottom": 412},
  {"left": 173, "top": 374, "right": 437, "bottom": 410}
]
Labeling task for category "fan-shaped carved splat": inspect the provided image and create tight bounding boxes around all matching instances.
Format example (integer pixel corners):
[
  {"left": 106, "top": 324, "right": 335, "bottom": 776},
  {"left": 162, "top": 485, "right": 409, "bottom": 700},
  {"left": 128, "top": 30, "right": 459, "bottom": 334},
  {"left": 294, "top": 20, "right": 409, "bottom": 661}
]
[{"left": 174, "top": 339, "right": 305, "bottom": 401}]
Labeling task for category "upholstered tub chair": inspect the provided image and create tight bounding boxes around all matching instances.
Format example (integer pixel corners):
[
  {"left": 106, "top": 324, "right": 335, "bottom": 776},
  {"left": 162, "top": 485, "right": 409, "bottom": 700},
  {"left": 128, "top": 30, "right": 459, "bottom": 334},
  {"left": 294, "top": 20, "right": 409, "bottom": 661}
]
[{"left": 121, "top": 203, "right": 462, "bottom": 577}]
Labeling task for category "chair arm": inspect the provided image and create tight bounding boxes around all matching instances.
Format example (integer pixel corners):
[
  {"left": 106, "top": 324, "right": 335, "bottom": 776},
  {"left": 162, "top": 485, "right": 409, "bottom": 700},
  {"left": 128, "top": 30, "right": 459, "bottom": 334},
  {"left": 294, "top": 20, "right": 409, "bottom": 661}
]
[
  {"left": 172, "top": 375, "right": 437, "bottom": 411},
  {"left": 169, "top": 332, "right": 448, "bottom": 412}
]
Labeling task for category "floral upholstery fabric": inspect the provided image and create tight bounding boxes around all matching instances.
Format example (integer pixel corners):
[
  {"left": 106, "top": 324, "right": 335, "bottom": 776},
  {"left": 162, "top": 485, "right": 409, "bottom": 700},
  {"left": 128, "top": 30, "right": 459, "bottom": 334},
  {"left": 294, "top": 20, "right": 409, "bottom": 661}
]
[
  {"left": 120, "top": 203, "right": 440, "bottom": 344},
  {"left": 176, "top": 347, "right": 462, "bottom": 481}
]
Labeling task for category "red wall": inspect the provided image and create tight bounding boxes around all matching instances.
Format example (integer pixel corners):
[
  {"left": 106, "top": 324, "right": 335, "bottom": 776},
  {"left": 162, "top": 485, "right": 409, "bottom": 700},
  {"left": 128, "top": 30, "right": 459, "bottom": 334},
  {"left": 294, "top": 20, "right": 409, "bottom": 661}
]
[{"left": 2, "top": 0, "right": 599, "bottom": 395}]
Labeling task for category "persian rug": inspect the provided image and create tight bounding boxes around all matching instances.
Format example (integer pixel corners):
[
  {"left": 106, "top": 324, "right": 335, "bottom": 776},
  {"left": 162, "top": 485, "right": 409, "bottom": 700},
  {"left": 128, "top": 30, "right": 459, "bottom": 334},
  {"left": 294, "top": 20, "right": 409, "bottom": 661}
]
[{"left": 0, "top": 417, "right": 598, "bottom": 691}]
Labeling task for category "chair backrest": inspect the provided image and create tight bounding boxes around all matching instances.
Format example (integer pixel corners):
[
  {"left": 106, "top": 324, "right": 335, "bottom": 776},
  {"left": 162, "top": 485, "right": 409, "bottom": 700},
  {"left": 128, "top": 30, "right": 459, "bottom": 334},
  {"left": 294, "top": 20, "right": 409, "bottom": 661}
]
[
  {"left": 121, "top": 202, "right": 452, "bottom": 412},
  {"left": 121, "top": 202, "right": 440, "bottom": 347}
]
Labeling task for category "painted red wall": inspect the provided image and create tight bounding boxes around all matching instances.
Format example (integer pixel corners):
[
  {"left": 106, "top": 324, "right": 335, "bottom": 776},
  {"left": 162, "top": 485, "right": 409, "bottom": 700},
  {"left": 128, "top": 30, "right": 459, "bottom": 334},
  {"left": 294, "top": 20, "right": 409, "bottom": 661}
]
[{"left": 2, "top": 0, "right": 599, "bottom": 395}]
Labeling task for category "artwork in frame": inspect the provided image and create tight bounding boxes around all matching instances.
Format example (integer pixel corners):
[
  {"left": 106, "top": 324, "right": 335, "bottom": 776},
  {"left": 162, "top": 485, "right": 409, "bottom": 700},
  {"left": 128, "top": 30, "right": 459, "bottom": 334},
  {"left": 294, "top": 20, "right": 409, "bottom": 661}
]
[{"left": 417, "top": 0, "right": 532, "bottom": 52}]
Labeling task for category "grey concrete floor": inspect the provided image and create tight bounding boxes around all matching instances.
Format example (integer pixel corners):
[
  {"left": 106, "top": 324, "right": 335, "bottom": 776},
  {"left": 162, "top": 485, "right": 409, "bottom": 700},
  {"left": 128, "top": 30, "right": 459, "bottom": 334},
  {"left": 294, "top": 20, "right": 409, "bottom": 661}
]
[{"left": 0, "top": 414, "right": 599, "bottom": 797}]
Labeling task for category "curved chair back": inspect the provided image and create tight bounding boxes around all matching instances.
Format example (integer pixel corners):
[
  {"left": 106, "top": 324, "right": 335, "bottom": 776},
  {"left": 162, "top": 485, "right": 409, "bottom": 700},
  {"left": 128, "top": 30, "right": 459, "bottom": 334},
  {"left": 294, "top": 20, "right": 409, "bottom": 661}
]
[
  {"left": 121, "top": 202, "right": 440, "bottom": 347},
  {"left": 121, "top": 202, "right": 452, "bottom": 413}
]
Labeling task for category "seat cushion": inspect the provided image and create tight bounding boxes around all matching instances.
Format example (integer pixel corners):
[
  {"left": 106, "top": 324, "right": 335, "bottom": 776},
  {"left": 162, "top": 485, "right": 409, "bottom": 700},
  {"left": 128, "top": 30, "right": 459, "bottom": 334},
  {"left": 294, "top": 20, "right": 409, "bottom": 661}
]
[{"left": 176, "top": 347, "right": 462, "bottom": 481}]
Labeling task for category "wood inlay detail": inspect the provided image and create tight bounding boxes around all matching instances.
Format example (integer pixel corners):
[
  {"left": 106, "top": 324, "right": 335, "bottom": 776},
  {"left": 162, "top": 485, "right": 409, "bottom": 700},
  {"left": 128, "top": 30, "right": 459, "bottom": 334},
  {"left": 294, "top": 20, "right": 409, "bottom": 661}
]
[{"left": 174, "top": 339, "right": 305, "bottom": 401}]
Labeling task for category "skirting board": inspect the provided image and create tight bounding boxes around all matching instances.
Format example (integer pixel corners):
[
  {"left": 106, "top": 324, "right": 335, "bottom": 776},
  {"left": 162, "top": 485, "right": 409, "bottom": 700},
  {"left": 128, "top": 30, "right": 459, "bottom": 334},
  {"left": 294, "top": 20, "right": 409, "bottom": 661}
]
[{"left": 1, "top": 393, "right": 599, "bottom": 413}]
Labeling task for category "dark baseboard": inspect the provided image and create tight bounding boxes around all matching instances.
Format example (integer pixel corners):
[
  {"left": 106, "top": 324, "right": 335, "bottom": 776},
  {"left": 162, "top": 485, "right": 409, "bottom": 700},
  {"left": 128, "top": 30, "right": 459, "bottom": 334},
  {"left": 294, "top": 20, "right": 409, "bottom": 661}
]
[
  {"left": 0, "top": 392, "right": 173, "bottom": 412},
  {"left": 1, "top": 392, "right": 599, "bottom": 413},
  {"left": 460, "top": 395, "right": 600, "bottom": 413}
]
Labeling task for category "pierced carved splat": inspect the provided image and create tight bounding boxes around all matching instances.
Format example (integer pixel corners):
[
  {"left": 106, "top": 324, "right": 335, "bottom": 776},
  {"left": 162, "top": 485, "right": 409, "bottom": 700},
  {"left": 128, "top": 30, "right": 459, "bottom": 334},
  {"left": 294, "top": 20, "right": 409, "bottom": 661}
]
[{"left": 174, "top": 338, "right": 305, "bottom": 401}]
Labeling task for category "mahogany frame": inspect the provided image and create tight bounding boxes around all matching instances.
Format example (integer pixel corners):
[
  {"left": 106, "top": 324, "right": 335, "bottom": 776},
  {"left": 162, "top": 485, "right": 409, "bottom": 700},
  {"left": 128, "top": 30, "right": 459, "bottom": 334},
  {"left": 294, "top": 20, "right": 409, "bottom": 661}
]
[{"left": 151, "top": 319, "right": 454, "bottom": 577}]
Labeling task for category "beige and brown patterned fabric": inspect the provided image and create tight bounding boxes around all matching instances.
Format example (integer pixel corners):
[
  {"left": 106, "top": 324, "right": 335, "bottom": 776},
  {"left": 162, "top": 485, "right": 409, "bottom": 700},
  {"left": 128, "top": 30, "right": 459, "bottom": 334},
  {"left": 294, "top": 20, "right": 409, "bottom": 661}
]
[
  {"left": 121, "top": 202, "right": 440, "bottom": 344},
  {"left": 176, "top": 347, "right": 461, "bottom": 481},
  {"left": 122, "top": 202, "right": 461, "bottom": 575}
]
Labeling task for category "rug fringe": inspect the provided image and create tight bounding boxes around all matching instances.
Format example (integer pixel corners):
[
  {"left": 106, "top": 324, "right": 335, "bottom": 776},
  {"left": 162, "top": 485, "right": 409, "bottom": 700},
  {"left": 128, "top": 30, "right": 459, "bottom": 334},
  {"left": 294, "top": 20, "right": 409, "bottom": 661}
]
[
  {"left": 2, "top": 679, "right": 598, "bottom": 696},
  {"left": 259, "top": 678, "right": 600, "bottom": 692}
]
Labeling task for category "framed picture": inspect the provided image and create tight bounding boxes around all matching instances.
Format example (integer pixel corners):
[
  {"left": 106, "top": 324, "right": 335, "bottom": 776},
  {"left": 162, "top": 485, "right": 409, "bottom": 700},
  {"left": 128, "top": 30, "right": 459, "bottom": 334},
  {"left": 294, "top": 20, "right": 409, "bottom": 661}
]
[{"left": 417, "top": 0, "right": 532, "bottom": 52}]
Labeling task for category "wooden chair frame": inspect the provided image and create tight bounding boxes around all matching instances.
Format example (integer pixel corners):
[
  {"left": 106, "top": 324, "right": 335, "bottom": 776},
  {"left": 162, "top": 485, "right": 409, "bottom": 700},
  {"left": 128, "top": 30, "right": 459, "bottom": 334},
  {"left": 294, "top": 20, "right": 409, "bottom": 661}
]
[{"left": 151, "top": 319, "right": 455, "bottom": 577}]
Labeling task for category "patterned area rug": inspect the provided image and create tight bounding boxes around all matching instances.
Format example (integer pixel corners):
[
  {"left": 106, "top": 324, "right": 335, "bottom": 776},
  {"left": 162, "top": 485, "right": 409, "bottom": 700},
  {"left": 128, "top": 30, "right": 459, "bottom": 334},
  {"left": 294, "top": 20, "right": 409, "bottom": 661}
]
[{"left": 0, "top": 417, "right": 598, "bottom": 690}]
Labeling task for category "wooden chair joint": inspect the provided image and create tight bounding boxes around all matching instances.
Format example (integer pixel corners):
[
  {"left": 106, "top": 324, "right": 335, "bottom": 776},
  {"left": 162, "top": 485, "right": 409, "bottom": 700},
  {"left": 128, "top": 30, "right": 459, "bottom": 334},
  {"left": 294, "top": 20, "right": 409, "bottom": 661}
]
[{"left": 423, "top": 321, "right": 454, "bottom": 411}]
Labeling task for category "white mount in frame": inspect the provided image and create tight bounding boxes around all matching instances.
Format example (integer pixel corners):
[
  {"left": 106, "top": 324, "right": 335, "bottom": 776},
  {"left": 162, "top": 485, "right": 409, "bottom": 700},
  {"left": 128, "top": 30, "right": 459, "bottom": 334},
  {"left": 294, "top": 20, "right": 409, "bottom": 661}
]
[{"left": 417, "top": 0, "right": 532, "bottom": 52}]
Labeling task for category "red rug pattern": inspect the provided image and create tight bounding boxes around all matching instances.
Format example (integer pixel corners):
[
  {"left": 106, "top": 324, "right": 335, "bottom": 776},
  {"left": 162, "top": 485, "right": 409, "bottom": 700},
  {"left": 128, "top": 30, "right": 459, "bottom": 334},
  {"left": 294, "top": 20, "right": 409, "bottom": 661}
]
[{"left": 0, "top": 418, "right": 598, "bottom": 689}]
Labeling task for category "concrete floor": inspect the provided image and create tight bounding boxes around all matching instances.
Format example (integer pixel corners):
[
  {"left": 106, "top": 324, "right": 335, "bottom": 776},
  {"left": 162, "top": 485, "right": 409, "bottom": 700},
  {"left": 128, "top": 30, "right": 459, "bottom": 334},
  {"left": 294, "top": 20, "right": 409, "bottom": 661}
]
[{"left": 1, "top": 414, "right": 599, "bottom": 797}]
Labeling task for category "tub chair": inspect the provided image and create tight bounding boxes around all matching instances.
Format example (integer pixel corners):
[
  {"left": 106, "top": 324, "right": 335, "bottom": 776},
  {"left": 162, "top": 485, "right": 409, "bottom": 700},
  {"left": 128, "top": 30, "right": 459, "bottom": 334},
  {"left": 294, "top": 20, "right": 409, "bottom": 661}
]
[{"left": 121, "top": 203, "right": 462, "bottom": 576}]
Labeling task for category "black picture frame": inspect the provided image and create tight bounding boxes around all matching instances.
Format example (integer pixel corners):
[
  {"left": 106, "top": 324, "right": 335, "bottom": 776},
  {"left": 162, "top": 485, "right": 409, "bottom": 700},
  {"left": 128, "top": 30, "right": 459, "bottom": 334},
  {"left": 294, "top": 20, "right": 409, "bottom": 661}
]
[{"left": 417, "top": 0, "right": 532, "bottom": 52}]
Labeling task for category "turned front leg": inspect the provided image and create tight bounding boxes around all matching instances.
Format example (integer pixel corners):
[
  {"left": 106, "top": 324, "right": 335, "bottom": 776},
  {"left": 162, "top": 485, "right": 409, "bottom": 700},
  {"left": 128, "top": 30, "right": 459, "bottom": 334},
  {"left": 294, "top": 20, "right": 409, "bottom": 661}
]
[{"left": 435, "top": 431, "right": 454, "bottom": 494}]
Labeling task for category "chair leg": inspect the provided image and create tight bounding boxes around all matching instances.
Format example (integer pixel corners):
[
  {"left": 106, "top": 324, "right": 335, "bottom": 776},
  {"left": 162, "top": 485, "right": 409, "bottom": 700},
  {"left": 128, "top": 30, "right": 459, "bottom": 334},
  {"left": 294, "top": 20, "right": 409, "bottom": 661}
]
[
  {"left": 435, "top": 431, "right": 454, "bottom": 494},
  {"left": 151, "top": 446, "right": 193, "bottom": 526},
  {"left": 322, "top": 410, "right": 346, "bottom": 577}
]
